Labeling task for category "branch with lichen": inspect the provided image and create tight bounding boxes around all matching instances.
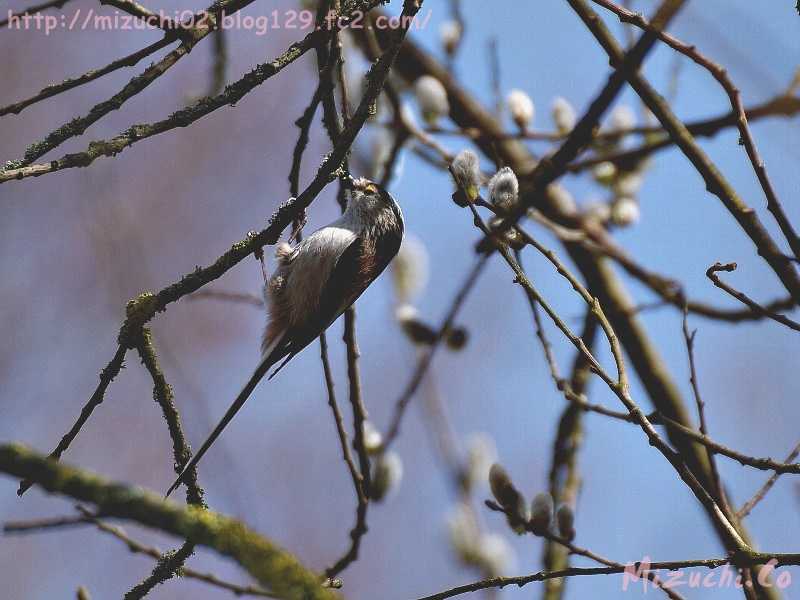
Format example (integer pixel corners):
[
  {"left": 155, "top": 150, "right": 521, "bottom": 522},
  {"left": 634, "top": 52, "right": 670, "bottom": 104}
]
[
  {"left": 0, "top": 37, "right": 177, "bottom": 117},
  {"left": 0, "top": 0, "right": 73, "bottom": 27},
  {"left": 0, "top": 30, "right": 321, "bottom": 183},
  {"left": 5, "top": 507, "right": 279, "bottom": 597},
  {"left": 18, "top": 0, "right": 421, "bottom": 497},
  {"left": 0, "top": 444, "right": 339, "bottom": 600},
  {"left": 127, "top": 327, "right": 205, "bottom": 597}
]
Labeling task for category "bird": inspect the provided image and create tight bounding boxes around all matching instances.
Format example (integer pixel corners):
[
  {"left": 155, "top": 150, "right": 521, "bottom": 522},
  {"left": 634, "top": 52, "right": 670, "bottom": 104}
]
[{"left": 165, "top": 177, "right": 404, "bottom": 497}]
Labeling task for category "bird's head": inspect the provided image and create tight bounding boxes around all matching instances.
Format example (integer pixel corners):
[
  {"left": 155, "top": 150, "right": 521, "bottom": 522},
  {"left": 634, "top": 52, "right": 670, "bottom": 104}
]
[
  {"left": 344, "top": 176, "right": 404, "bottom": 235},
  {"left": 350, "top": 176, "right": 379, "bottom": 194}
]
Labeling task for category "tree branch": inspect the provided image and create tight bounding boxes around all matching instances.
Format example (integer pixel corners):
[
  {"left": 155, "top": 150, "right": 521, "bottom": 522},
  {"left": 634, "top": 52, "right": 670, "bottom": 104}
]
[{"left": 0, "top": 444, "right": 339, "bottom": 600}]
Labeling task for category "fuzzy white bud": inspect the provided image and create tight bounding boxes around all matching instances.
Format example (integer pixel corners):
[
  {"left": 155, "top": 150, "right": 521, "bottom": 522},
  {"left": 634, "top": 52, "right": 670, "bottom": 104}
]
[
  {"left": 447, "top": 502, "right": 481, "bottom": 561},
  {"left": 551, "top": 96, "right": 576, "bottom": 134},
  {"left": 613, "top": 171, "right": 644, "bottom": 197},
  {"left": 450, "top": 150, "right": 483, "bottom": 200},
  {"left": 370, "top": 127, "right": 395, "bottom": 181},
  {"left": 465, "top": 433, "right": 497, "bottom": 490},
  {"left": 477, "top": 534, "right": 517, "bottom": 577},
  {"left": 610, "top": 104, "right": 636, "bottom": 131},
  {"left": 556, "top": 504, "right": 576, "bottom": 541},
  {"left": 400, "top": 101, "right": 419, "bottom": 131},
  {"left": 439, "top": 20, "right": 462, "bottom": 55},
  {"left": 371, "top": 451, "right": 403, "bottom": 501},
  {"left": 489, "top": 464, "right": 528, "bottom": 530},
  {"left": 415, "top": 75, "right": 449, "bottom": 125},
  {"left": 529, "top": 492, "right": 554, "bottom": 535},
  {"left": 362, "top": 421, "right": 383, "bottom": 455},
  {"left": 392, "top": 234, "right": 429, "bottom": 302},
  {"left": 546, "top": 183, "right": 578, "bottom": 217},
  {"left": 395, "top": 303, "right": 419, "bottom": 323},
  {"left": 507, "top": 89, "right": 535, "bottom": 131},
  {"left": 583, "top": 199, "right": 611, "bottom": 223},
  {"left": 611, "top": 196, "right": 640, "bottom": 227},
  {"left": 592, "top": 161, "right": 617, "bottom": 186},
  {"left": 488, "top": 464, "right": 513, "bottom": 504},
  {"left": 487, "top": 167, "right": 519, "bottom": 211}
]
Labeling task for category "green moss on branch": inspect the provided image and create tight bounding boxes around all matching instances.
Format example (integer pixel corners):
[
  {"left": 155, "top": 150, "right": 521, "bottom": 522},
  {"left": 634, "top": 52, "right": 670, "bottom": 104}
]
[{"left": 0, "top": 444, "right": 339, "bottom": 600}]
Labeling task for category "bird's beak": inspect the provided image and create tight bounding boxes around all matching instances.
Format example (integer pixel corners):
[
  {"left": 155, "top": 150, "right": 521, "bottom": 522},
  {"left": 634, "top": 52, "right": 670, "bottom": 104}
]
[{"left": 351, "top": 177, "right": 379, "bottom": 194}]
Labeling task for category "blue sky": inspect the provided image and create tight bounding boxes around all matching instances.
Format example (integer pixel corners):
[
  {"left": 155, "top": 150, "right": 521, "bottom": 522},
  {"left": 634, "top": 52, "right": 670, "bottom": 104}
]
[{"left": 1, "top": 1, "right": 799, "bottom": 599}]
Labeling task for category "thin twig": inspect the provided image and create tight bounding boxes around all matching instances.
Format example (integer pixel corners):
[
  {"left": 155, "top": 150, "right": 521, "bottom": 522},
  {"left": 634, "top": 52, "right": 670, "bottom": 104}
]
[
  {"left": 590, "top": 0, "right": 800, "bottom": 260},
  {"left": 208, "top": 29, "right": 228, "bottom": 97},
  {"left": 5, "top": 514, "right": 91, "bottom": 533},
  {"left": 463, "top": 198, "right": 747, "bottom": 552},
  {"left": 17, "top": 345, "right": 127, "bottom": 496},
  {"left": 706, "top": 263, "right": 800, "bottom": 332},
  {"left": 680, "top": 307, "right": 725, "bottom": 504},
  {"left": 541, "top": 311, "right": 598, "bottom": 600},
  {"left": 0, "top": 37, "right": 176, "bottom": 117},
  {"left": 8, "top": 3, "right": 222, "bottom": 168},
  {"left": 381, "top": 254, "right": 489, "bottom": 452},
  {"left": 485, "top": 502, "right": 686, "bottom": 600},
  {"left": 187, "top": 289, "right": 264, "bottom": 307},
  {"left": 567, "top": 0, "right": 800, "bottom": 304},
  {"left": 414, "top": 551, "right": 800, "bottom": 600},
  {"left": 1, "top": 444, "right": 340, "bottom": 599},
  {"left": 318, "top": 333, "right": 364, "bottom": 504},
  {"left": 128, "top": 328, "right": 204, "bottom": 597},
  {"left": 325, "top": 309, "right": 371, "bottom": 579},
  {"left": 135, "top": 328, "right": 205, "bottom": 507},
  {"left": 313, "top": 14, "right": 373, "bottom": 574},
  {"left": 0, "top": 13, "right": 365, "bottom": 183},
  {"left": 487, "top": 38, "right": 502, "bottom": 116},
  {"left": 737, "top": 441, "right": 800, "bottom": 520},
  {"left": 6, "top": 506, "right": 279, "bottom": 597},
  {"left": 554, "top": 392, "right": 800, "bottom": 475},
  {"left": 21, "top": 1, "right": 421, "bottom": 497},
  {"left": 0, "top": 0, "right": 72, "bottom": 27}
]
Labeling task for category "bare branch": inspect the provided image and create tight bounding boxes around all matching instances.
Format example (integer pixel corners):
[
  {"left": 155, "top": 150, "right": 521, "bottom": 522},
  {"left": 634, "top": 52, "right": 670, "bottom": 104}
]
[
  {"left": 590, "top": 0, "right": 800, "bottom": 260},
  {"left": 706, "top": 263, "right": 800, "bottom": 332}
]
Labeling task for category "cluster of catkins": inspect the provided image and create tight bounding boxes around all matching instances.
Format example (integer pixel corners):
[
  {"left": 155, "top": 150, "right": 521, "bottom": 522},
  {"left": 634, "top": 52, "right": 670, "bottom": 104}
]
[
  {"left": 489, "top": 463, "right": 576, "bottom": 541},
  {"left": 445, "top": 435, "right": 517, "bottom": 577},
  {"left": 584, "top": 105, "right": 648, "bottom": 227},
  {"left": 414, "top": 63, "right": 645, "bottom": 229},
  {"left": 448, "top": 149, "right": 530, "bottom": 249}
]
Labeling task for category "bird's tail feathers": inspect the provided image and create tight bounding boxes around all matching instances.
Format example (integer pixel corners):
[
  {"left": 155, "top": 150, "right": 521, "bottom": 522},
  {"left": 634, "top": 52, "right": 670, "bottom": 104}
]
[
  {"left": 268, "top": 352, "right": 296, "bottom": 380},
  {"left": 164, "top": 334, "right": 289, "bottom": 498}
]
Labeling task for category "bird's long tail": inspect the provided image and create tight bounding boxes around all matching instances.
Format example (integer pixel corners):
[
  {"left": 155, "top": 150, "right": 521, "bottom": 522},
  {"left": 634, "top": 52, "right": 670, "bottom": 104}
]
[{"left": 165, "top": 337, "right": 289, "bottom": 498}]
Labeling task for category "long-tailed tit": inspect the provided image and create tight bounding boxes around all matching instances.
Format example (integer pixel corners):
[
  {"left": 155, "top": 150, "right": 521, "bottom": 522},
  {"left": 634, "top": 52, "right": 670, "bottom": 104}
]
[{"left": 166, "top": 177, "right": 404, "bottom": 497}]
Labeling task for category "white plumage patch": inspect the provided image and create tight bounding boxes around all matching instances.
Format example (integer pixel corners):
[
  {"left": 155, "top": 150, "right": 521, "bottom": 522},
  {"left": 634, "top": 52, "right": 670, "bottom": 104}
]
[
  {"left": 274, "top": 241, "right": 295, "bottom": 262},
  {"left": 268, "top": 223, "right": 357, "bottom": 330}
]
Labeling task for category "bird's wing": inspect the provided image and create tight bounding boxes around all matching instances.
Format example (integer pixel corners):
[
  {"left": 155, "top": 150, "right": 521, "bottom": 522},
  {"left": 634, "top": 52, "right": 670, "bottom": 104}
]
[{"left": 288, "top": 231, "right": 400, "bottom": 353}]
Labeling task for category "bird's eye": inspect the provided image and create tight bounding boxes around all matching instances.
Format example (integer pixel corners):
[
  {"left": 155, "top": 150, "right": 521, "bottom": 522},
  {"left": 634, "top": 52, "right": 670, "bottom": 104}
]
[{"left": 365, "top": 183, "right": 378, "bottom": 194}]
